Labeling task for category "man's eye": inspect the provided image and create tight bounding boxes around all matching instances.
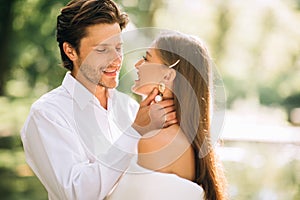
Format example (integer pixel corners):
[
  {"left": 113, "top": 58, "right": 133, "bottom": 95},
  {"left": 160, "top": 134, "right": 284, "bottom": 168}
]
[
  {"left": 96, "top": 49, "right": 107, "bottom": 53},
  {"left": 142, "top": 56, "right": 148, "bottom": 61}
]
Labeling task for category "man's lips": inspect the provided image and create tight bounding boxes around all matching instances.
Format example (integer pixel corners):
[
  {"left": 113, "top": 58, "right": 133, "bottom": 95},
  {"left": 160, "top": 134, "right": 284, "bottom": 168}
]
[{"left": 102, "top": 68, "right": 119, "bottom": 76}]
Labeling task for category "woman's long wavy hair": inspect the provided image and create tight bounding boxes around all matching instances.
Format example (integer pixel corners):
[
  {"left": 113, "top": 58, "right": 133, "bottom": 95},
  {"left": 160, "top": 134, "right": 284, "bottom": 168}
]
[{"left": 154, "top": 32, "right": 227, "bottom": 200}]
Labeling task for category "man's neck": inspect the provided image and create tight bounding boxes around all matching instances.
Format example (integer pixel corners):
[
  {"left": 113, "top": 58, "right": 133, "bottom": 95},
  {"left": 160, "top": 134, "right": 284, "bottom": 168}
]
[
  {"left": 95, "top": 85, "right": 108, "bottom": 110},
  {"left": 71, "top": 71, "right": 109, "bottom": 110}
]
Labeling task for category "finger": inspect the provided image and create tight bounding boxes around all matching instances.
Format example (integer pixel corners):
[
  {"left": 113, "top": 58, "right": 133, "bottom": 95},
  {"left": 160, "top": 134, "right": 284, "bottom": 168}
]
[
  {"left": 156, "top": 99, "right": 175, "bottom": 109},
  {"left": 164, "top": 111, "right": 177, "bottom": 122},
  {"left": 162, "top": 106, "right": 176, "bottom": 114},
  {"left": 150, "top": 104, "right": 175, "bottom": 118},
  {"left": 163, "top": 119, "right": 178, "bottom": 128},
  {"left": 140, "top": 88, "right": 158, "bottom": 106},
  {"left": 149, "top": 102, "right": 164, "bottom": 111}
]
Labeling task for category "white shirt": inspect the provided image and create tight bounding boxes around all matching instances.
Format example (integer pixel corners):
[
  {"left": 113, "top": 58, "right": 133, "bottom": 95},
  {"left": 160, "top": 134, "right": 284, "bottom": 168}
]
[
  {"left": 106, "top": 157, "right": 204, "bottom": 200},
  {"left": 21, "top": 72, "right": 140, "bottom": 200}
]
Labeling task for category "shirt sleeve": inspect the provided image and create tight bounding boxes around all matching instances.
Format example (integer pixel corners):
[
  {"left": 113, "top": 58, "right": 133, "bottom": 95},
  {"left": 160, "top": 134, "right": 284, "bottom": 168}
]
[{"left": 21, "top": 108, "right": 139, "bottom": 200}]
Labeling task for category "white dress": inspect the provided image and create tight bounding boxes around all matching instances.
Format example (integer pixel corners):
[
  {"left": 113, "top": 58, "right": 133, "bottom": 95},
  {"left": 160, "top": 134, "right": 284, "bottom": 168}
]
[{"left": 106, "top": 157, "right": 204, "bottom": 200}]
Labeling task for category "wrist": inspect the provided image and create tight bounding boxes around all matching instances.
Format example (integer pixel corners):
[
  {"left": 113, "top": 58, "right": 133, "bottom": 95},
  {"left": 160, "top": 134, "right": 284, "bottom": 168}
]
[{"left": 132, "top": 123, "right": 147, "bottom": 136}]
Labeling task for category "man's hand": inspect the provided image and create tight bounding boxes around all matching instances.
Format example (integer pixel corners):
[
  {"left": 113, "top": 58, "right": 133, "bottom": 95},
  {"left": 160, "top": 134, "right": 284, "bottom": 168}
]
[{"left": 132, "top": 88, "right": 178, "bottom": 136}]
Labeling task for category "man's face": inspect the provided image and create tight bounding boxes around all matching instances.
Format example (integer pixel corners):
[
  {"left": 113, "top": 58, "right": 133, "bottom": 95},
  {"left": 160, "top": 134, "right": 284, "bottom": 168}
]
[{"left": 74, "top": 23, "right": 123, "bottom": 89}]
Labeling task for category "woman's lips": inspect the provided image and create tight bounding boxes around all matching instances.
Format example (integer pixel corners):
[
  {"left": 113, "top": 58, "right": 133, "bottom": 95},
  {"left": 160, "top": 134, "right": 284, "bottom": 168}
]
[{"left": 135, "top": 71, "right": 140, "bottom": 81}]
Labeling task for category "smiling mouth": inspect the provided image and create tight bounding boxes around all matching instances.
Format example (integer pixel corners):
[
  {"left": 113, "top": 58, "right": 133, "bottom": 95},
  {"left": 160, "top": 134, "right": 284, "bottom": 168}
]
[
  {"left": 135, "top": 71, "right": 140, "bottom": 81},
  {"left": 102, "top": 68, "right": 119, "bottom": 76}
]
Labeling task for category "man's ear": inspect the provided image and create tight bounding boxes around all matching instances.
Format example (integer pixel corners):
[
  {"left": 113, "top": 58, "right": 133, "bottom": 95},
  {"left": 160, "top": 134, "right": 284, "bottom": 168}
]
[
  {"left": 63, "top": 42, "right": 78, "bottom": 61},
  {"left": 163, "top": 68, "right": 176, "bottom": 83}
]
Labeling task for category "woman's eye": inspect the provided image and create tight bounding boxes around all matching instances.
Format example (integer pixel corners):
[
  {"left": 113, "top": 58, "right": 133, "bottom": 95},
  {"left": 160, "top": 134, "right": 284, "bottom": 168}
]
[
  {"left": 116, "top": 47, "right": 122, "bottom": 52},
  {"left": 142, "top": 55, "right": 148, "bottom": 61}
]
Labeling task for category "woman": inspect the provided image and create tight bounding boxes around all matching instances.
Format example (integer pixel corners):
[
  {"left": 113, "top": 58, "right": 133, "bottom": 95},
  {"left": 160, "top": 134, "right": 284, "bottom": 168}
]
[{"left": 106, "top": 31, "right": 227, "bottom": 200}]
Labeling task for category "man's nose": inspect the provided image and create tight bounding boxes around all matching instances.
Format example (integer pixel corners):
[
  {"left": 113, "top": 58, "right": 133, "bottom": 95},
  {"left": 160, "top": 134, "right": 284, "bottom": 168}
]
[{"left": 110, "top": 50, "right": 122, "bottom": 66}]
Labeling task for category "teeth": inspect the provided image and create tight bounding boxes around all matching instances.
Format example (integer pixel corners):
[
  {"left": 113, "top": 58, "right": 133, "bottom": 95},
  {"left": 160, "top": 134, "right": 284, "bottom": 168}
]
[{"left": 103, "top": 69, "right": 117, "bottom": 73}]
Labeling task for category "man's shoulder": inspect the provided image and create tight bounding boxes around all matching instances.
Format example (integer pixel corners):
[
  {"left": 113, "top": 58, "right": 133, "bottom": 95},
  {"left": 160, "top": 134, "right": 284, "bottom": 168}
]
[{"left": 30, "top": 86, "right": 69, "bottom": 113}]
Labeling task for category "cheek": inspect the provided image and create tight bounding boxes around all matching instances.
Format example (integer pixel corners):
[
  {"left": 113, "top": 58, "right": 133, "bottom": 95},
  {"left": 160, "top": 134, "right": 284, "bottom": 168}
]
[
  {"left": 81, "top": 50, "right": 110, "bottom": 69},
  {"left": 140, "top": 67, "right": 164, "bottom": 83}
]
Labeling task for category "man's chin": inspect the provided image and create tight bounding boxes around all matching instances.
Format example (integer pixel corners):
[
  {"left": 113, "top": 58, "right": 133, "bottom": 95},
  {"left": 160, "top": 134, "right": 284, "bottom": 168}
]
[{"left": 98, "top": 81, "right": 118, "bottom": 89}]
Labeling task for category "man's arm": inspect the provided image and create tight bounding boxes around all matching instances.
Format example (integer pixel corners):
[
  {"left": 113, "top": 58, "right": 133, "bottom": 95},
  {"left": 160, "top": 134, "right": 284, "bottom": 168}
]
[
  {"left": 21, "top": 88, "right": 176, "bottom": 199},
  {"left": 21, "top": 108, "right": 136, "bottom": 200},
  {"left": 132, "top": 88, "right": 178, "bottom": 135}
]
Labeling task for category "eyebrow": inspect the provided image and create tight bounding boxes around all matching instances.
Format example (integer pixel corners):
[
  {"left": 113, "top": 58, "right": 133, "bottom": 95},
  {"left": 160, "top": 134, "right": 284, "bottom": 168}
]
[
  {"left": 146, "top": 51, "right": 152, "bottom": 57},
  {"left": 94, "top": 42, "right": 123, "bottom": 47}
]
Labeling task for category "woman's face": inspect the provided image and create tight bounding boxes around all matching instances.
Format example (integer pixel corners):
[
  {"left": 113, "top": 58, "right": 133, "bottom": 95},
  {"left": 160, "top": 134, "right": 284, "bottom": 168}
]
[{"left": 132, "top": 48, "right": 168, "bottom": 96}]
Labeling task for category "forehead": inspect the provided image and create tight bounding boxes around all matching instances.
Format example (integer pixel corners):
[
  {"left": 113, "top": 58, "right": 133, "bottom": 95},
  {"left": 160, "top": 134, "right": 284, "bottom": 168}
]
[
  {"left": 147, "top": 48, "right": 163, "bottom": 63},
  {"left": 83, "top": 23, "right": 122, "bottom": 46}
]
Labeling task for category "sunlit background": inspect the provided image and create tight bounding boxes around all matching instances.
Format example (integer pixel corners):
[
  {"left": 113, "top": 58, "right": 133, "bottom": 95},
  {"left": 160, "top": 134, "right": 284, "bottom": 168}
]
[{"left": 0, "top": 0, "right": 300, "bottom": 199}]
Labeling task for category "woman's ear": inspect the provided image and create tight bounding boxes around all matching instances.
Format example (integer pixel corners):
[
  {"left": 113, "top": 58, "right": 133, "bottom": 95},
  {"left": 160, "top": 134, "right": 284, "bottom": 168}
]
[
  {"left": 163, "top": 68, "right": 176, "bottom": 83},
  {"left": 63, "top": 42, "right": 78, "bottom": 61}
]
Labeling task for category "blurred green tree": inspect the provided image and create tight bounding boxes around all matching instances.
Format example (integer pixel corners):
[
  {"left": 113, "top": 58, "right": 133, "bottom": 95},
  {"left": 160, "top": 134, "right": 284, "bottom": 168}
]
[
  {"left": 115, "top": 0, "right": 164, "bottom": 27},
  {"left": 1, "top": 0, "right": 69, "bottom": 98},
  {"left": 0, "top": 0, "right": 16, "bottom": 95}
]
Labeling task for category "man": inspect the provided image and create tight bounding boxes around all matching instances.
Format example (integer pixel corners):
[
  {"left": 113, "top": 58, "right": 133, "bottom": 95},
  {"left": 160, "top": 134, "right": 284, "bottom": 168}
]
[{"left": 20, "top": 0, "right": 176, "bottom": 199}]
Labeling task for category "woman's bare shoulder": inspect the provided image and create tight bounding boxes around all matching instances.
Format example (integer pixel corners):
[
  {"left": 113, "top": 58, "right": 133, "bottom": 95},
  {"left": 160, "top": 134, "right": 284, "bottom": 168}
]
[
  {"left": 138, "top": 125, "right": 185, "bottom": 153},
  {"left": 138, "top": 125, "right": 195, "bottom": 181}
]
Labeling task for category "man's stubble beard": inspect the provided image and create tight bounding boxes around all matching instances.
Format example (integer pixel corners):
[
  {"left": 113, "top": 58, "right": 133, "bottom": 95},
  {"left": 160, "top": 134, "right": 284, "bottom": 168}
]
[
  {"left": 97, "top": 77, "right": 119, "bottom": 89},
  {"left": 78, "top": 59, "right": 120, "bottom": 89}
]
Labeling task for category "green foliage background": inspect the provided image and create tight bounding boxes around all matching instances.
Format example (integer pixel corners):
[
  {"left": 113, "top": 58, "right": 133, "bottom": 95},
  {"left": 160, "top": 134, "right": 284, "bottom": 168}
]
[{"left": 0, "top": 0, "right": 299, "bottom": 199}]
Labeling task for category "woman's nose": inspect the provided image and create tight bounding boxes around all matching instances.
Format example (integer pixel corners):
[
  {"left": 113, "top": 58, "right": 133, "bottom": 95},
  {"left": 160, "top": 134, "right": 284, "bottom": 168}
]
[{"left": 135, "top": 58, "right": 144, "bottom": 68}]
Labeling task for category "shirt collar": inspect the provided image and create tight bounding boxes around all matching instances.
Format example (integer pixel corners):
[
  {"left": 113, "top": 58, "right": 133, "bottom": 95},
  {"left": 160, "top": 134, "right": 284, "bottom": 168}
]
[
  {"left": 62, "top": 72, "right": 93, "bottom": 110},
  {"left": 62, "top": 72, "right": 116, "bottom": 110}
]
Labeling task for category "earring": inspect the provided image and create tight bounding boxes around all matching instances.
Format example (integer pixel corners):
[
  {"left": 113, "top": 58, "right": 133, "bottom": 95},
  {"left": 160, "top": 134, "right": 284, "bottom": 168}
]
[{"left": 155, "top": 82, "right": 165, "bottom": 103}]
